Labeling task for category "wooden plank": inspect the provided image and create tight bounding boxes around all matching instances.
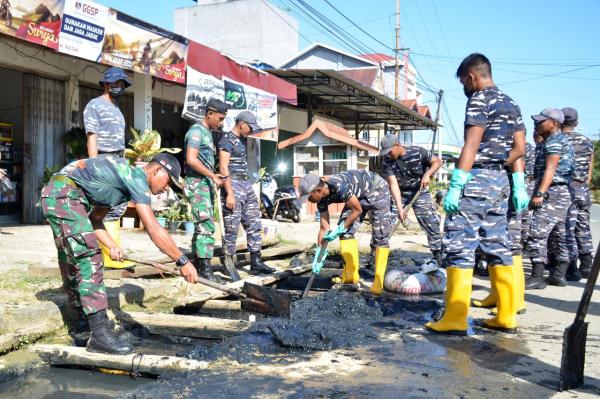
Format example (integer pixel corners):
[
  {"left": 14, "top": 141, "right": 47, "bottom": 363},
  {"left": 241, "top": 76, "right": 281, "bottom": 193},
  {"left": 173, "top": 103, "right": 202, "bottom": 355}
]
[
  {"left": 30, "top": 344, "right": 209, "bottom": 376},
  {"left": 113, "top": 311, "right": 251, "bottom": 339}
]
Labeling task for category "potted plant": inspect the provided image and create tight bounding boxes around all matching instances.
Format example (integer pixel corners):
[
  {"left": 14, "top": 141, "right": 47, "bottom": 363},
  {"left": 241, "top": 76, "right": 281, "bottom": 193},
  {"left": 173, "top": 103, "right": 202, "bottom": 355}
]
[
  {"left": 161, "top": 202, "right": 181, "bottom": 233},
  {"left": 154, "top": 209, "right": 167, "bottom": 227},
  {"left": 179, "top": 199, "right": 195, "bottom": 235},
  {"left": 64, "top": 127, "right": 87, "bottom": 162},
  {"left": 124, "top": 128, "right": 181, "bottom": 167}
]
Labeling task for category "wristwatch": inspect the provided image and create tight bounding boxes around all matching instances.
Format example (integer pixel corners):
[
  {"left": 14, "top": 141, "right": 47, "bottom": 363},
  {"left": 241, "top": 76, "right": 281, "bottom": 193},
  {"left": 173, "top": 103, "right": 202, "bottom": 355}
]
[
  {"left": 175, "top": 254, "right": 189, "bottom": 267},
  {"left": 533, "top": 190, "right": 545, "bottom": 198}
]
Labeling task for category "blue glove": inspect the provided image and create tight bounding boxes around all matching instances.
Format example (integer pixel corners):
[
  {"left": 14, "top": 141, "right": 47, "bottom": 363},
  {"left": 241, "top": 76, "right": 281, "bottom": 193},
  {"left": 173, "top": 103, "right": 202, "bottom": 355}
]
[
  {"left": 312, "top": 246, "right": 328, "bottom": 274},
  {"left": 511, "top": 172, "right": 529, "bottom": 213},
  {"left": 323, "top": 223, "right": 347, "bottom": 242},
  {"left": 443, "top": 169, "right": 473, "bottom": 215}
]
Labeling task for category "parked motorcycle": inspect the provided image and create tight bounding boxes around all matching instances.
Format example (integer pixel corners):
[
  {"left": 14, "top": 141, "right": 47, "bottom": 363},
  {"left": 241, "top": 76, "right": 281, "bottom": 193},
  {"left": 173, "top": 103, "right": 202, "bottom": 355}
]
[{"left": 260, "top": 164, "right": 301, "bottom": 223}]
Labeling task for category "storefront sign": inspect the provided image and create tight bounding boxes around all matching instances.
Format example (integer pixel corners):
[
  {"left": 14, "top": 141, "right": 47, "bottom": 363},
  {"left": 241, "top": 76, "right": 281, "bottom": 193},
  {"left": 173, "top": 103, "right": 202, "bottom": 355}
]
[
  {"left": 101, "top": 10, "right": 187, "bottom": 84},
  {"left": 181, "top": 66, "right": 224, "bottom": 122},
  {"left": 58, "top": 0, "right": 108, "bottom": 61},
  {"left": 0, "top": 0, "right": 64, "bottom": 50}
]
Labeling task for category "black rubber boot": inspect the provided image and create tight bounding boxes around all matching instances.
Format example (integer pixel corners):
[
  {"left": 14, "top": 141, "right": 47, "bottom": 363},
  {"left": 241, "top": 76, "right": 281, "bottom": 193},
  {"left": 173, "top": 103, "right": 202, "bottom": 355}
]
[
  {"left": 525, "top": 262, "right": 547, "bottom": 290},
  {"left": 194, "top": 258, "right": 223, "bottom": 283},
  {"left": 547, "top": 261, "right": 569, "bottom": 287},
  {"left": 579, "top": 253, "right": 593, "bottom": 279},
  {"left": 86, "top": 310, "right": 133, "bottom": 355},
  {"left": 565, "top": 259, "right": 582, "bottom": 282},
  {"left": 249, "top": 251, "right": 276, "bottom": 274}
]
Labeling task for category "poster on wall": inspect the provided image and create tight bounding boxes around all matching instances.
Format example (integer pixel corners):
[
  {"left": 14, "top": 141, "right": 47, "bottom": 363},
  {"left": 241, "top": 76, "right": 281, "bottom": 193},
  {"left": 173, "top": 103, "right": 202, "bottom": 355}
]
[
  {"left": 100, "top": 10, "right": 187, "bottom": 84},
  {"left": 222, "top": 77, "right": 278, "bottom": 142},
  {"left": 58, "top": 0, "right": 108, "bottom": 61},
  {"left": 0, "top": 0, "right": 64, "bottom": 50},
  {"left": 181, "top": 66, "right": 224, "bottom": 122}
]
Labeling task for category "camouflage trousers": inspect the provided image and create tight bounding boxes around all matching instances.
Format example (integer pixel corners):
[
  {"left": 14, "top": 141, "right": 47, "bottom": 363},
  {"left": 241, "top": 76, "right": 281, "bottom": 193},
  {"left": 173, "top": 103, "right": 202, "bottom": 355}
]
[
  {"left": 566, "top": 181, "right": 594, "bottom": 257},
  {"left": 402, "top": 189, "right": 442, "bottom": 252},
  {"left": 443, "top": 169, "right": 513, "bottom": 269},
  {"left": 185, "top": 177, "right": 215, "bottom": 259},
  {"left": 520, "top": 179, "right": 536, "bottom": 250},
  {"left": 97, "top": 153, "right": 128, "bottom": 222},
  {"left": 343, "top": 176, "right": 393, "bottom": 247},
  {"left": 526, "top": 185, "right": 571, "bottom": 264},
  {"left": 40, "top": 175, "right": 107, "bottom": 315},
  {"left": 221, "top": 179, "right": 261, "bottom": 255}
]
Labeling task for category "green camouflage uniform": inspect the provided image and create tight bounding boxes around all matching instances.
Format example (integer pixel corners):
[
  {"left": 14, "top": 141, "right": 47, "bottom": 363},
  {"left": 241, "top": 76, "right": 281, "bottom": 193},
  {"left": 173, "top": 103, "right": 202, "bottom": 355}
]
[
  {"left": 184, "top": 123, "right": 217, "bottom": 259},
  {"left": 40, "top": 158, "right": 151, "bottom": 315}
]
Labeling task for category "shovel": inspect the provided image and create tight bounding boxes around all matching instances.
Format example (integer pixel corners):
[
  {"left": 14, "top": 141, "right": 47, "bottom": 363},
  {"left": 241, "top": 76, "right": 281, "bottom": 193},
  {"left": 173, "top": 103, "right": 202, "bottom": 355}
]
[
  {"left": 215, "top": 186, "right": 241, "bottom": 282},
  {"left": 302, "top": 240, "right": 330, "bottom": 298},
  {"left": 559, "top": 244, "right": 600, "bottom": 391},
  {"left": 397, "top": 189, "right": 422, "bottom": 229},
  {"left": 125, "top": 257, "right": 292, "bottom": 318}
]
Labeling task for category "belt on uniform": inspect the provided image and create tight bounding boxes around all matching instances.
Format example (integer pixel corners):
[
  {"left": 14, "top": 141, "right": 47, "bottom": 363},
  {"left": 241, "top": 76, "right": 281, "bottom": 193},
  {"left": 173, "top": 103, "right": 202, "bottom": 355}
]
[
  {"left": 98, "top": 150, "right": 124, "bottom": 156},
  {"left": 230, "top": 174, "right": 249, "bottom": 181},
  {"left": 472, "top": 163, "right": 506, "bottom": 171},
  {"left": 572, "top": 179, "right": 587, "bottom": 184},
  {"left": 53, "top": 175, "right": 78, "bottom": 188},
  {"left": 549, "top": 182, "right": 568, "bottom": 187}
]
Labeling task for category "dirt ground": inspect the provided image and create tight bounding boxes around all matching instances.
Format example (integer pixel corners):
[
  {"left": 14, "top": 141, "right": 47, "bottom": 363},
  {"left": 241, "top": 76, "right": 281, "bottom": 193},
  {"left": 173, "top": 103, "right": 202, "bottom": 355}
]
[{"left": 0, "top": 217, "right": 599, "bottom": 398}]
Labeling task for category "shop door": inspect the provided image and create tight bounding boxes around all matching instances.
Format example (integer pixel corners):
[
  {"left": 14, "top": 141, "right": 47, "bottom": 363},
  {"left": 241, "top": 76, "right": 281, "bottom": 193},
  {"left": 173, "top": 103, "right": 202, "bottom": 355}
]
[{"left": 22, "top": 74, "right": 65, "bottom": 224}]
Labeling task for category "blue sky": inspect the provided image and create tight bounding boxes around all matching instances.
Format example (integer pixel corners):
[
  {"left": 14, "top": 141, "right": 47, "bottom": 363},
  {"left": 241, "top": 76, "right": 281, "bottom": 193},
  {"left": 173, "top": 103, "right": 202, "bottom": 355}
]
[{"left": 98, "top": 0, "right": 600, "bottom": 146}]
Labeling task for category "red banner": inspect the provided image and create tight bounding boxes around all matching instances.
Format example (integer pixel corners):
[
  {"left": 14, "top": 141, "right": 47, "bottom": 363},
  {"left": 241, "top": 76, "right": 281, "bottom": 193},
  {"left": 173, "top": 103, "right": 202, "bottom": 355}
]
[{"left": 0, "top": 0, "right": 64, "bottom": 50}]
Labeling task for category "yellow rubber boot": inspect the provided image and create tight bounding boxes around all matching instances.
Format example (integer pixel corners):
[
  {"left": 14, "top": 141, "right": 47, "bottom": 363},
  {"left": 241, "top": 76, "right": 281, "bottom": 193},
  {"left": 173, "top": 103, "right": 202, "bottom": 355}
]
[
  {"left": 425, "top": 267, "right": 473, "bottom": 335},
  {"left": 371, "top": 246, "right": 389, "bottom": 295},
  {"left": 340, "top": 238, "right": 359, "bottom": 284},
  {"left": 490, "top": 255, "right": 526, "bottom": 315},
  {"left": 483, "top": 265, "right": 517, "bottom": 333},
  {"left": 471, "top": 287, "right": 497, "bottom": 308},
  {"left": 100, "top": 220, "right": 135, "bottom": 269}
]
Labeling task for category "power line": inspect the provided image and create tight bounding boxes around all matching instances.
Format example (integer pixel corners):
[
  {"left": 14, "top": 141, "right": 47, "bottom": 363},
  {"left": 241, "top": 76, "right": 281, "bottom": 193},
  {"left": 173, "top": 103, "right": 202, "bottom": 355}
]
[
  {"left": 260, "top": 0, "right": 313, "bottom": 44},
  {"left": 498, "top": 63, "right": 600, "bottom": 86}
]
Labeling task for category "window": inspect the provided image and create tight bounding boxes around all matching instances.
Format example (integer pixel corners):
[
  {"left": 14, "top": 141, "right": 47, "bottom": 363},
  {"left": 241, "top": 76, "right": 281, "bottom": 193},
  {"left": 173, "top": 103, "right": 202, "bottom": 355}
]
[
  {"left": 357, "top": 150, "right": 369, "bottom": 170},
  {"left": 296, "top": 146, "right": 319, "bottom": 175},
  {"left": 322, "top": 145, "right": 347, "bottom": 175}
]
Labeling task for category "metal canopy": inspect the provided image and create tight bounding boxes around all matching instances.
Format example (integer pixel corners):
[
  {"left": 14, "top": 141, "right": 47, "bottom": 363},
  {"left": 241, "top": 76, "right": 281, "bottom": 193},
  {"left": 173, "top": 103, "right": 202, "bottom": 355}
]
[{"left": 268, "top": 69, "right": 438, "bottom": 130}]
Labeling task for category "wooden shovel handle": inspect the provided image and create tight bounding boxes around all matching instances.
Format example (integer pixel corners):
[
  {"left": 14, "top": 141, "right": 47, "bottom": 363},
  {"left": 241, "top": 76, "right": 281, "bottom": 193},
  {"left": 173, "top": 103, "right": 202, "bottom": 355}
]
[{"left": 574, "top": 245, "right": 600, "bottom": 324}]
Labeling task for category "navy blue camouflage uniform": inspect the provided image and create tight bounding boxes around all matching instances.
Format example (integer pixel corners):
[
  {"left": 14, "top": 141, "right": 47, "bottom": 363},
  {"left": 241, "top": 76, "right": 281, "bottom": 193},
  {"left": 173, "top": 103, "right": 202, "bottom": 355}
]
[
  {"left": 520, "top": 142, "right": 538, "bottom": 248},
  {"left": 444, "top": 86, "right": 524, "bottom": 269},
  {"left": 218, "top": 131, "right": 262, "bottom": 255},
  {"left": 526, "top": 132, "right": 574, "bottom": 264},
  {"left": 382, "top": 146, "right": 442, "bottom": 252},
  {"left": 318, "top": 170, "right": 393, "bottom": 247}
]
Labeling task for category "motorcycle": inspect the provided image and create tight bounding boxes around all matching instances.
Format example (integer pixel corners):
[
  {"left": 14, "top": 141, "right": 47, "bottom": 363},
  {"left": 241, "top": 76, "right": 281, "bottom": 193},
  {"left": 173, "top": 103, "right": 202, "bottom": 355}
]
[{"left": 260, "top": 164, "right": 301, "bottom": 223}]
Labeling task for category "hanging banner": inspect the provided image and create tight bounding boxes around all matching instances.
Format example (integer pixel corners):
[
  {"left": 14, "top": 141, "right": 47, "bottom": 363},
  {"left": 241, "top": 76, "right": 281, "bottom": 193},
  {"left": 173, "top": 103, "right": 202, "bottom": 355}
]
[
  {"left": 182, "top": 66, "right": 224, "bottom": 122},
  {"left": 101, "top": 10, "right": 187, "bottom": 84},
  {"left": 0, "top": 0, "right": 64, "bottom": 50},
  {"left": 58, "top": 0, "right": 108, "bottom": 61},
  {"left": 222, "top": 77, "right": 278, "bottom": 142}
]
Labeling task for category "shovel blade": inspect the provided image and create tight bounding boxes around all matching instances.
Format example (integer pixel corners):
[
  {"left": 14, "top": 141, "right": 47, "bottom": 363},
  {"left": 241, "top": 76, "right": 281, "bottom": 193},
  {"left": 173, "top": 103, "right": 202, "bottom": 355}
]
[
  {"left": 241, "top": 282, "right": 292, "bottom": 318},
  {"left": 559, "top": 321, "right": 588, "bottom": 391},
  {"left": 223, "top": 255, "right": 241, "bottom": 282}
]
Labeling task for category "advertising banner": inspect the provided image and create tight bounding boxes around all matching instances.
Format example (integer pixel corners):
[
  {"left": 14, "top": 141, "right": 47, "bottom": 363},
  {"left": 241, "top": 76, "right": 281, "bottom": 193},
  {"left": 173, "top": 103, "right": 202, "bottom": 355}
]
[
  {"left": 223, "top": 77, "right": 278, "bottom": 142},
  {"left": 101, "top": 10, "right": 187, "bottom": 84},
  {"left": 182, "top": 66, "right": 224, "bottom": 122},
  {"left": 58, "top": 0, "right": 108, "bottom": 61},
  {"left": 0, "top": 0, "right": 64, "bottom": 49}
]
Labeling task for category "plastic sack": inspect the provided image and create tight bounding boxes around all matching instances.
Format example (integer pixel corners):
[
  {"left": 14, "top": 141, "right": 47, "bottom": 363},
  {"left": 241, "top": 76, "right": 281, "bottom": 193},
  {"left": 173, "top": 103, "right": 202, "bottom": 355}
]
[{"left": 384, "top": 260, "right": 446, "bottom": 294}]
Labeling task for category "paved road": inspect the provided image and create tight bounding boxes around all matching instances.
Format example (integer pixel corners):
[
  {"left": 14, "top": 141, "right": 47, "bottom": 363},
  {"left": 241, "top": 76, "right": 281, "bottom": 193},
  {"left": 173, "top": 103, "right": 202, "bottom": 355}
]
[{"left": 589, "top": 204, "right": 600, "bottom": 252}]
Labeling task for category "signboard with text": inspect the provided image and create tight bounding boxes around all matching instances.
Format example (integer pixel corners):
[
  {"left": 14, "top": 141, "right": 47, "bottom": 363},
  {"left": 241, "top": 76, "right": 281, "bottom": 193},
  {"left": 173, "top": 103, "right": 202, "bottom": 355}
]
[
  {"left": 0, "top": 0, "right": 64, "bottom": 50},
  {"left": 58, "top": 0, "right": 108, "bottom": 61}
]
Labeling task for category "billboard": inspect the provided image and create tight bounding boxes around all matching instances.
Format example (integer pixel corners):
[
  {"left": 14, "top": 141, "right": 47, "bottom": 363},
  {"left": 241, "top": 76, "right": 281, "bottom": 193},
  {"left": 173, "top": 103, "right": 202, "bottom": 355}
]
[
  {"left": 58, "top": 0, "right": 108, "bottom": 61},
  {"left": 0, "top": 0, "right": 64, "bottom": 49},
  {"left": 182, "top": 66, "right": 224, "bottom": 122}
]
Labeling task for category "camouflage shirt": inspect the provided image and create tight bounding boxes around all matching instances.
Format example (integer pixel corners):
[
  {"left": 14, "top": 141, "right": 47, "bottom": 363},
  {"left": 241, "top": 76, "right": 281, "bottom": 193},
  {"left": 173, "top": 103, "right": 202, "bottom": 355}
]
[
  {"left": 564, "top": 132, "right": 593, "bottom": 182},
  {"left": 83, "top": 96, "right": 126, "bottom": 152},
  {"left": 61, "top": 157, "right": 151, "bottom": 207},
  {"left": 382, "top": 146, "right": 433, "bottom": 191},
  {"left": 465, "top": 86, "right": 525, "bottom": 166},
  {"left": 218, "top": 131, "right": 248, "bottom": 178},
  {"left": 317, "top": 170, "right": 380, "bottom": 212},
  {"left": 534, "top": 132, "right": 575, "bottom": 185},
  {"left": 184, "top": 123, "right": 215, "bottom": 181},
  {"left": 524, "top": 142, "right": 536, "bottom": 179}
]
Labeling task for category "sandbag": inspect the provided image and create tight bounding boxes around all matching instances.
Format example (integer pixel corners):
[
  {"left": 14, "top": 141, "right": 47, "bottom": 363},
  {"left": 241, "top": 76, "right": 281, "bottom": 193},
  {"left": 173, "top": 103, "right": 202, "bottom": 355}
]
[{"left": 384, "top": 260, "right": 446, "bottom": 295}]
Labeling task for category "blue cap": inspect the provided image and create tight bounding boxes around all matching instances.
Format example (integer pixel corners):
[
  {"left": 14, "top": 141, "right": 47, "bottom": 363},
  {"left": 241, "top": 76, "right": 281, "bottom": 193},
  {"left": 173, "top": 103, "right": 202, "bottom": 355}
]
[{"left": 99, "top": 67, "right": 132, "bottom": 88}]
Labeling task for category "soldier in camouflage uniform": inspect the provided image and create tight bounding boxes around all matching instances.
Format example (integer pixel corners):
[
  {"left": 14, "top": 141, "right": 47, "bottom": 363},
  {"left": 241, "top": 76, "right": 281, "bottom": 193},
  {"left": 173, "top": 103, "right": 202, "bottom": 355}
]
[
  {"left": 184, "top": 99, "right": 228, "bottom": 282},
  {"left": 561, "top": 107, "right": 595, "bottom": 280},
  {"left": 40, "top": 154, "right": 197, "bottom": 354},
  {"left": 427, "top": 54, "right": 527, "bottom": 335},
  {"left": 298, "top": 170, "right": 393, "bottom": 295},
  {"left": 525, "top": 109, "right": 575, "bottom": 290},
  {"left": 379, "top": 134, "right": 443, "bottom": 264},
  {"left": 520, "top": 136, "right": 543, "bottom": 248},
  {"left": 219, "top": 111, "right": 275, "bottom": 274}
]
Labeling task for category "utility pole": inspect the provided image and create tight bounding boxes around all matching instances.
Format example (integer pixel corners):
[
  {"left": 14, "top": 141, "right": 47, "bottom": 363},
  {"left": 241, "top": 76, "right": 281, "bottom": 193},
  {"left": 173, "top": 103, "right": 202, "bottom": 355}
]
[
  {"left": 430, "top": 90, "right": 444, "bottom": 180},
  {"left": 394, "top": 0, "right": 400, "bottom": 101}
]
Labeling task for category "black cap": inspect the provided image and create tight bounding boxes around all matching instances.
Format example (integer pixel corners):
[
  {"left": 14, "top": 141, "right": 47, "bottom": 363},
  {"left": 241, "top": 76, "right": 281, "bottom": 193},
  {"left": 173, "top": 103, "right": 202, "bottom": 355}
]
[
  {"left": 151, "top": 153, "right": 183, "bottom": 191},
  {"left": 206, "top": 98, "right": 228, "bottom": 114},
  {"left": 236, "top": 111, "right": 261, "bottom": 131},
  {"left": 561, "top": 107, "right": 578, "bottom": 124}
]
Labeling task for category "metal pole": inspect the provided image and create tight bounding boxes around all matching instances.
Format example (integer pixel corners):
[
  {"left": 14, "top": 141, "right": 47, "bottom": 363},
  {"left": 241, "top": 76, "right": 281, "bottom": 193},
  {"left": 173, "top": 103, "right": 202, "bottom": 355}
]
[
  {"left": 394, "top": 0, "right": 400, "bottom": 101},
  {"left": 430, "top": 90, "right": 444, "bottom": 153}
]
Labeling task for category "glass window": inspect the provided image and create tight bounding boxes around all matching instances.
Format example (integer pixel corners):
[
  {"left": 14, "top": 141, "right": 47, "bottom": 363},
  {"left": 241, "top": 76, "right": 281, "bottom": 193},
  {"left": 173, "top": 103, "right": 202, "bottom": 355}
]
[
  {"left": 323, "top": 145, "right": 347, "bottom": 175},
  {"left": 357, "top": 150, "right": 369, "bottom": 170},
  {"left": 296, "top": 147, "right": 319, "bottom": 175},
  {"left": 298, "top": 162, "right": 319, "bottom": 175}
]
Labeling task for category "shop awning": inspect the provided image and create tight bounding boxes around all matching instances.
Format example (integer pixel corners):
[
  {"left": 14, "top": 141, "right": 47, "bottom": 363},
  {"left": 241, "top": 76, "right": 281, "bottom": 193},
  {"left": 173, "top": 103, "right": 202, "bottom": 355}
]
[
  {"left": 278, "top": 120, "right": 379, "bottom": 154},
  {"left": 187, "top": 41, "right": 297, "bottom": 105},
  {"left": 268, "top": 68, "right": 438, "bottom": 130}
]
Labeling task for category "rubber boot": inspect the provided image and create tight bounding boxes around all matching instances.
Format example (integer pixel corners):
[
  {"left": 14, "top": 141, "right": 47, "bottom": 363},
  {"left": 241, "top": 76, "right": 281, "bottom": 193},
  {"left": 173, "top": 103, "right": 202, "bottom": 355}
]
[
  {"left": 565, "top": 258, "right": 582, "bottom": 282},
  {"left": 579, "top": 253, "right": 593, "bottom": 279},
  {"left": 340, "top": 238, "right": 360, "bottom": 284},
  {"left": 425, "top": 267, "right": 473, "bottom": 335},
  {"left": 99, "top": 220, "right": 134, "bottom": 269},
  {"left": 525, "top": 262, "right": 546, "bottom": 290},
  {"left": 482, "top": 265, "right": 517, "bottom": 333},
  {"left": 547, "top": 261, "right": 568, "bottom": 287},
  {"left": 250, "top": 251, "right": 276, "bottom": 274},
  {"left": 371, "top": 247, "right": 389, "bottom": 295},
  {"left": 513, "top": 255, "right": 526, "bottom": 314},
  {"left": 194, "top": 258, "right": 223, "bottom": 283},
  {"left": 86, "top": 310, "right": 133, "bottom": 355},
  {"left": 472, "top": 288, "right": 497, "bottom": 308}
]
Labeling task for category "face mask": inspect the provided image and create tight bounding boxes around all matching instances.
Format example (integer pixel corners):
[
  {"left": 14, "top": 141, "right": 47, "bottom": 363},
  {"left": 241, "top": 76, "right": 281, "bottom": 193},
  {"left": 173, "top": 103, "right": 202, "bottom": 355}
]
[{"left": 109, "top": 86, "right": 125, "bottom": 98}]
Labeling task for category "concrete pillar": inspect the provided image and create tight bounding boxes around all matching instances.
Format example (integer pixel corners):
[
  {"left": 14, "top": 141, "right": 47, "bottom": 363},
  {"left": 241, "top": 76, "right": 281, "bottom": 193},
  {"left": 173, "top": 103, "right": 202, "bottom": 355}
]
[{"left": 133, "top": 72, "right": 152, "bottom": 131}]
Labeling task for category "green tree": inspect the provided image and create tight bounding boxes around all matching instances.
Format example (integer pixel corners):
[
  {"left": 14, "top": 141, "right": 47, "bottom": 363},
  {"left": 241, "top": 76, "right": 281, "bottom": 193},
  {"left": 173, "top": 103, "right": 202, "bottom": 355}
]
[{"left": 591, "top": 140, "right": 600, "bottom": 190}]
